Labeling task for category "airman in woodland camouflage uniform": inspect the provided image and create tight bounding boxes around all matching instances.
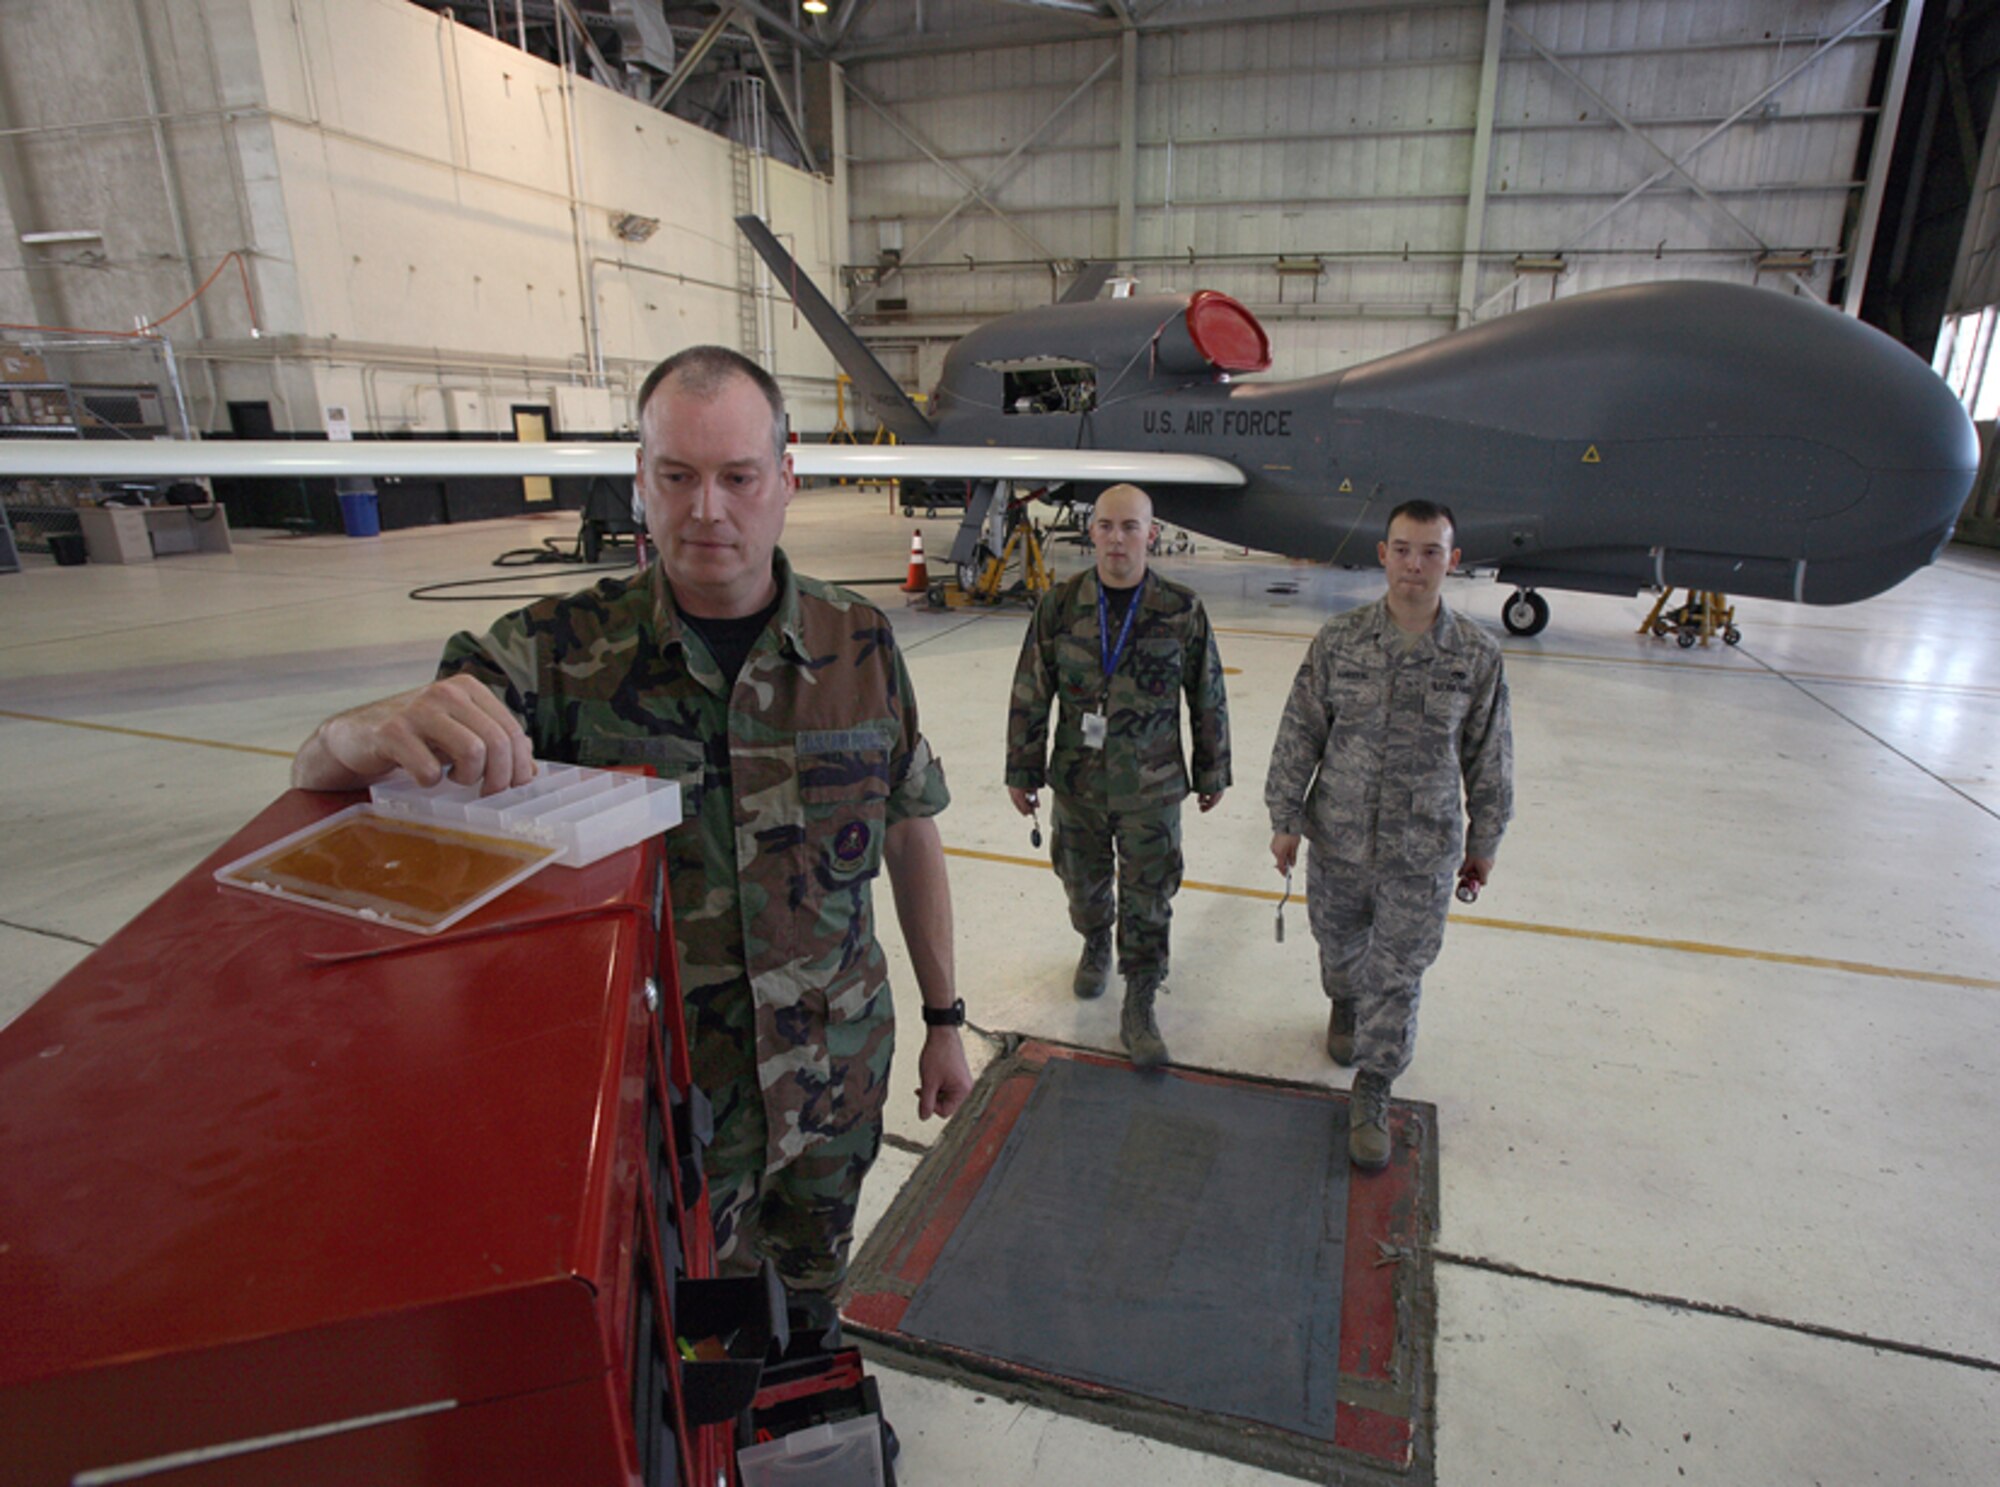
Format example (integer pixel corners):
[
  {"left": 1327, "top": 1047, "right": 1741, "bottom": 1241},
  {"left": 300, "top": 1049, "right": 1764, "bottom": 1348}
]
[
  {"left": 1007, "top": 484, "right": 1231, "bottom": 1068},
  {"left": 1267, "top": 500, "right": 1512, "bottom": 1170},
  {"left": 294, "top": 347, "right": 973, "bottom": 1296}
]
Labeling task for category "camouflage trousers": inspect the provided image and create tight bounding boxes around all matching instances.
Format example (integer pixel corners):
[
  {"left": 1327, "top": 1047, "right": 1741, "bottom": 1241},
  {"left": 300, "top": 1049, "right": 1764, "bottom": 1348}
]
[
  {"left": 705, "top": 1073, "right": 883, "bottom": 1296},
  {"left": 1306, "top": 848, "right": 1454, "bottom": 1081},
  {"left": 697, "top": 995, "right": 889, "bottom": 1296},
  {"left": 1049, "top": 794, "right": 1183, "bottom": 984}
]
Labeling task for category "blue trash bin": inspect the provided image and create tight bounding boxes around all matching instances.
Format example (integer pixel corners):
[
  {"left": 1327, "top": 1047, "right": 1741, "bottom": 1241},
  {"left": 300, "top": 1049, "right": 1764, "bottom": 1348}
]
[{"left": 337, "top": 489, "right": 380, "bottom": 538}]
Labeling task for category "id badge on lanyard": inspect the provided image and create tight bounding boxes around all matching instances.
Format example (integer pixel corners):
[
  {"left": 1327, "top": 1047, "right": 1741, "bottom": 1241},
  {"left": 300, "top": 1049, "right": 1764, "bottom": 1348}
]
[{"left": 1086, "top": 576, "right": 1144, "bottom": 751}]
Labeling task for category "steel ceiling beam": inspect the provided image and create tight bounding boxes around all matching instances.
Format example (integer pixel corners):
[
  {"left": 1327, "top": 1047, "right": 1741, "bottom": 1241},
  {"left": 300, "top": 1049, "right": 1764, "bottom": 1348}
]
[
  {"left": 1473, "top": 0, "right": 1892, "bottom": 320},
  {"left": 846, "top": 50, "right": 1120, "bottom": 309},
  {"left": 733, "top": 9, "right": 820, "bottom": 174},
  {"left": 653, "top": 8, "right": 735, "bottom": 109},
  {"left": 1508, "top": 12, "right": 1772, "bottom": 252}
]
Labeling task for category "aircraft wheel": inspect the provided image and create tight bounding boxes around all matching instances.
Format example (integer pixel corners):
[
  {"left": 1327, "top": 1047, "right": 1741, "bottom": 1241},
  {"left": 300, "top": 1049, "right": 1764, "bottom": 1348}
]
[
  {"left": 1677, "top": 629, "right": 1698, "bottom": 649},
  {"left": 902, "top": 505, "right": 914, "bottom": 518},
  {"left": 1501, "top": 589, "right": 1550, "bottom": 637},
  {"left": 956, "top": 560, "right": 982, "bottom": 593},
  {"left": 1723, "top": 626, "right": 1742, "bottom": 646}
]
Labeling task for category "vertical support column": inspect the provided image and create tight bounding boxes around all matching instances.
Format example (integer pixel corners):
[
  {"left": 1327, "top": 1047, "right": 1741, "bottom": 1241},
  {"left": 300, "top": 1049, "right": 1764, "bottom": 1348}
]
[
  {"left": 0, "top": 81, "right": 60, "bottom": 325},
  {"left": 1456, "top": 0, "right": 1507, "bottom": 329},
  {"left": 732, "top": 76, "right": 773, "bottom": 367},
  {"left": 1116, "top": 27, "right": 1138, "bottom": 266},
  {"left": 828, "top": 59, "right": 850, "bottom": 292},
  {"left": 1844, "top": 0, "right": 1929, "bottom": 316}
]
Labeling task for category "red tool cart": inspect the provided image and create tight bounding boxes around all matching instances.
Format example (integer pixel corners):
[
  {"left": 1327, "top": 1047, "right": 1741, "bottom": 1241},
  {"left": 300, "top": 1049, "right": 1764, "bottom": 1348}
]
[{"left": 0, "top": 788, "right": 771, "bottom": 1486}]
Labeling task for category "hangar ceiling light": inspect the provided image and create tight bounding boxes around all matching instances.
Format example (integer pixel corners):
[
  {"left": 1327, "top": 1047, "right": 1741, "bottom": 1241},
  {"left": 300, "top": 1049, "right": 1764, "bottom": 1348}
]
[
  {"left": 802, "top": 0, "right": 828, "bottom": 13},
  {"left": 1513, "top": 254, "right": 1566, "bottom": 275}
]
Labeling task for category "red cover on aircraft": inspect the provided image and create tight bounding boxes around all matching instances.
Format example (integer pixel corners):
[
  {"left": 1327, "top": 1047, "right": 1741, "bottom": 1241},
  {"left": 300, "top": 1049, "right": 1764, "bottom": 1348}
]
[
  {"left": 0, "top": 790, "right": 689, "bottom": 1486},
  {"left": 1185, "top": 290, "right": 1272, "bottom": 373}
]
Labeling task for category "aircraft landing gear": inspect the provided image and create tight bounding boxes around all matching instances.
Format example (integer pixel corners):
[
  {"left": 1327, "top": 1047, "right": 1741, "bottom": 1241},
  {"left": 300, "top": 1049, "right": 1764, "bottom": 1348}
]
[{"left": 1501, "top": 589, "right": 1549, "bottom": 637}]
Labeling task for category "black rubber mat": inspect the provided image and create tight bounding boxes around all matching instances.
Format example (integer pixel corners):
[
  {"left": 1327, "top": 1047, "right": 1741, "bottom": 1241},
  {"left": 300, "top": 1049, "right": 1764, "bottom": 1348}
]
[{"left": 897, "top": 1056, "right": 1349, "bottom": 1437}]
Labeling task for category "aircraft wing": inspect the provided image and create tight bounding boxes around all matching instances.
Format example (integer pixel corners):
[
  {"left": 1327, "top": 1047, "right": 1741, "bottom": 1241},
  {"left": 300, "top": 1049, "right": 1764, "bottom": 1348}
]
[
  {"left": 0, "top": 439, "right": 1244, "bottom": 486},
  {"left": 793, "top": 444, "right": 1242, "bottom": 486}
]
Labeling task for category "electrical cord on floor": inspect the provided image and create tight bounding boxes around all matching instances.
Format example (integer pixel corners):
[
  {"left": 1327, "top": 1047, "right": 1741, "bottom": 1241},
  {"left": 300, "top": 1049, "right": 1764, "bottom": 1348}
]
[
  {"left": 409, "top": 525, "right": 639, "bottom": 601},
  {"left": 491, "top": 534, "right": 598, "bottom": 567},
  {"left": 408, "top": 565, "right": 637, "bottom": 602}
]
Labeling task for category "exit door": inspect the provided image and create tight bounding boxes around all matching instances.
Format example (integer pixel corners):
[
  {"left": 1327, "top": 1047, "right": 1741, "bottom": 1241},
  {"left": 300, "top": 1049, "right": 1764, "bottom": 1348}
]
[{"left": 513, "top": 406, "right": 553, "bottom": 505}]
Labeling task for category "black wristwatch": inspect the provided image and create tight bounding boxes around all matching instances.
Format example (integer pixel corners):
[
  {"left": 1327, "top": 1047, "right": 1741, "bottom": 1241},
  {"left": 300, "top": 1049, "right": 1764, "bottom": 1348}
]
[{"left": 920, "top": 997, "right": 966, "bottom": 1028}]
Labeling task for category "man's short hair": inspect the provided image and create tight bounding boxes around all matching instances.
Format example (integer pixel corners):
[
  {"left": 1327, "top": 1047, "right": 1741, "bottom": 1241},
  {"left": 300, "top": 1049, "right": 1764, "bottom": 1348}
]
[
  {"left": 1385, "top": 498, "right": 1457, "bottom": 543},
  {"left": 636, "top": 346, "right": 788, "bottom": 460}
]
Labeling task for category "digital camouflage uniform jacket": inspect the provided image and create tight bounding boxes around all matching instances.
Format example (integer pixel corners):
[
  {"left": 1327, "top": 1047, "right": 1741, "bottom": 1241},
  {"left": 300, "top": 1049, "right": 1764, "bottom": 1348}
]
[
  {"left": 1265, "top": 597, "right": 1512, "bottom": 876},
  {"left": 1005, "top": 569, "right": 1232, "bottom": 810},
  {"left": 438, "top": 550, "right": 949, "bottom": 1174}
]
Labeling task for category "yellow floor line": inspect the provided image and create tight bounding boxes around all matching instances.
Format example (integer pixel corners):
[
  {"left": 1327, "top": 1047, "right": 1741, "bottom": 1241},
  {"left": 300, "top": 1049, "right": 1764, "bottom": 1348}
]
[
  {"left": 1211, "top": 628, "right": 2000, "bottom": 697},
  {"left": 0, "top": 709, "right": 294, "bottom": 759},
  {"left": 7, "top": 711, "right": 1989, "bottom": 994},
  {"left": 942, "top": 846, "right": 2000, "bottom": 993}
]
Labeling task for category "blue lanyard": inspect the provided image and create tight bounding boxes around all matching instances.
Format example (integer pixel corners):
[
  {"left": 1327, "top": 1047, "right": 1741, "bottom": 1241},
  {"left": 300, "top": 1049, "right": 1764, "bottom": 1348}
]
[{"left": 1096, "top": 573, "right": 1145, "bottom": 697}]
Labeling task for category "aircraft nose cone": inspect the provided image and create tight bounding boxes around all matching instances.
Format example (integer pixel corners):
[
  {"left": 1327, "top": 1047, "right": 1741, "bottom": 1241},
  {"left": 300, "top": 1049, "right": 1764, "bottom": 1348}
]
[{"left": 1337, "top": 280, "right": 1977, "bottom": 601}]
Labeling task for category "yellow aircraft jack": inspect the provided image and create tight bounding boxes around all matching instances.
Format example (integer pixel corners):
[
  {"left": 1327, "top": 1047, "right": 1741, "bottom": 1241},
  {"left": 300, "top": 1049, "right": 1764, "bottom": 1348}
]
[
  {"left": 1639, "top": 588, "right": 1741, "bottom": 648},
  {"left": 928, "top": 515, "right": 1053, "bottom": 609}
]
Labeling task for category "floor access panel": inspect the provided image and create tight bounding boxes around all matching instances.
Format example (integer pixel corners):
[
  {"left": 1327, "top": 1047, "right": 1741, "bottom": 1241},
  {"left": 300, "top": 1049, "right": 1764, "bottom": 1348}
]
[{"left": 846, "top": 1041, "right": 1439, "bottom": 1484}]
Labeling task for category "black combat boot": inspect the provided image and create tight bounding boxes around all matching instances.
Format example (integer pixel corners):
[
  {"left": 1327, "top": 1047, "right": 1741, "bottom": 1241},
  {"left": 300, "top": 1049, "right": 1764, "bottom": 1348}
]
[
  {"left": 1073, "top": 928, "right": 1112, "bottom": 999},
  {"left": 1120, "top": 976, "right": 1169, "bottom": 1069}
]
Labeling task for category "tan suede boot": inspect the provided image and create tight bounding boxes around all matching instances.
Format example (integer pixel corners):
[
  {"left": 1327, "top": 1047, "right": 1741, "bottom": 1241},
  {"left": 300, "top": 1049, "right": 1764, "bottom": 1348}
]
[{"left": 1348, "top": 1070, "right": 1392, "bottom": 1170}]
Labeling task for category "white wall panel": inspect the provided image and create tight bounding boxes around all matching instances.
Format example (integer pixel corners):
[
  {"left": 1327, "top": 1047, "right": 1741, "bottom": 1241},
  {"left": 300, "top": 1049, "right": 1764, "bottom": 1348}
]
[{"left": 0, "top": 0, "right": 839, "bottom": 434}]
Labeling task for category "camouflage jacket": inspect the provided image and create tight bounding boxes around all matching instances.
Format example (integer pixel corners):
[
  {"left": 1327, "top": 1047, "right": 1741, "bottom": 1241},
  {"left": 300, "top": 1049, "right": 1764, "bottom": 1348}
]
[
  {"left": 439, "top": 549, "right": 949, "bottom": 1174},
  {"left": 1005, "top": 568, "right": 1232, "bottom": 810},
  {"left": 1265, "top": 596, "right": 1512, "bottom": 875}
]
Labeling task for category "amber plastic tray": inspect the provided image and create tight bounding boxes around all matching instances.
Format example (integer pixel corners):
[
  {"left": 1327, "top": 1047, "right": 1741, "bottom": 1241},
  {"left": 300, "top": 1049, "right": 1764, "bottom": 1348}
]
[{"left": 213, "top": 805, "right": 561, "bottom": 934}]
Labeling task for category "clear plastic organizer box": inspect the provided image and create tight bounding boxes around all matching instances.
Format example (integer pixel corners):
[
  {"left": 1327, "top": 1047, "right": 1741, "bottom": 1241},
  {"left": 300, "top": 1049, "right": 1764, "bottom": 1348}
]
[
  {"left": 736, "top": 1414, "right": 885, "bottom": 1487},
  {"left": 212, "top": 764, "right": 684, "bottom": 936},
  {"left": 369, "top": 762, "right": 682, "bottom": 868}
]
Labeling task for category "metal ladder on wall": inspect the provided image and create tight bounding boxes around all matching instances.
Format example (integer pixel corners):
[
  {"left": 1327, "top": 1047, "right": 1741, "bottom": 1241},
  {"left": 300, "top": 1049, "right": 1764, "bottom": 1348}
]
[{"left": 729, "top": 75, "right": 774, "bottom": 368}]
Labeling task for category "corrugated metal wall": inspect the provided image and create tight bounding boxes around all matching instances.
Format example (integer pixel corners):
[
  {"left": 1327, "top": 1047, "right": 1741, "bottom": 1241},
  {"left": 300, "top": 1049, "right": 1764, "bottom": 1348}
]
[{"left": 838, "top": 0, "right": 1900, "bottom": 384}]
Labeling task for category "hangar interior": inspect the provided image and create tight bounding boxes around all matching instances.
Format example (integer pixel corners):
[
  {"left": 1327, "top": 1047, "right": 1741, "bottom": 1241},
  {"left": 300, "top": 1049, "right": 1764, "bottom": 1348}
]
[{"left": 3, "top": 1, "right": 2000, "bottom": 1484}]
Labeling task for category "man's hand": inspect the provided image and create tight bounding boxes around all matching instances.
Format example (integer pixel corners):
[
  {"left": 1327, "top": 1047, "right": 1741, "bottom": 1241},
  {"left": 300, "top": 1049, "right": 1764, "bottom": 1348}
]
[
  {"left": 916, "top": 1025, "right": 973, "bottom": 1120},
  {"left": 294, "top": 674, "right": 534, "bottom": 795},
  {"left": 1459, "top": 855, "right": 1495, "bottom": 891},
  {"left": 1197, "top": 790, "right": 1225, "bottom": 813},
  {"left": 1007, "top": 786, "right": 1039, "bottom": 817},
  {"left": 1271, "top": 831, "right": 1302, "bottom": 876}
]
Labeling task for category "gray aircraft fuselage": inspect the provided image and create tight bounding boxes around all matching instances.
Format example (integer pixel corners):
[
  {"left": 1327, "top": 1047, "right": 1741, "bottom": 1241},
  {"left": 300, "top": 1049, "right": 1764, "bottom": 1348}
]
[
  {"left": 734, "top": 216, "right": 1976, "bottom": 609},
  {"left": 923, "top": 282, "right": 1976, "bottom": 606}
]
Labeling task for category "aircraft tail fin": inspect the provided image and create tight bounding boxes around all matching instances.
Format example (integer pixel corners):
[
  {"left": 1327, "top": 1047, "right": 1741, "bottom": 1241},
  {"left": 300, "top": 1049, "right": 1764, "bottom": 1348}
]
[
  {"left": 736, "top": 216, "right": 936, "bottom": 443},
  {"left": 1058, "top": 263, "right": 1114, "bottom": 304}
]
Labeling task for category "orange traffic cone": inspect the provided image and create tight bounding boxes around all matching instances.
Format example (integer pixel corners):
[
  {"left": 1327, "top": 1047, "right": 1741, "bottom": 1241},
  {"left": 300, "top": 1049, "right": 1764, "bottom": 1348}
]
[{"left": 902, "top": 528, "right": 929, "bottom": 593}]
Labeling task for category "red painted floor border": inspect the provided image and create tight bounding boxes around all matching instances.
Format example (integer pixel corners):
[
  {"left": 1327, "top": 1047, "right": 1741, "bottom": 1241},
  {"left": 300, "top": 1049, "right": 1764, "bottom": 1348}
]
[{"left": 844, "top": 1039, "right": 1438, "bottom": 1482}]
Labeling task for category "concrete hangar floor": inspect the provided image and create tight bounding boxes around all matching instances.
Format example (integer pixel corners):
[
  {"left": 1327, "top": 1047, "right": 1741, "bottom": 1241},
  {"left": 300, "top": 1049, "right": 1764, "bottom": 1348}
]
[{"left": 1, "top": 485, "right": 1996, "bottom": 1484}]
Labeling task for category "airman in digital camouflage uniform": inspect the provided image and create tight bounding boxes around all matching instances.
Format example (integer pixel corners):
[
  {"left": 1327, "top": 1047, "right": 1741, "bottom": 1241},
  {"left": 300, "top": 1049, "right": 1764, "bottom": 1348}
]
[
  {"left": 1006, "top": 484, "right": 1231, "bottom": 1068},
  {"left": 1268, "top": 499, "right": 1511, "bottom": 1170},
  {"left": 293, "top": 346, "right": 973, "bottom": 1296}
]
